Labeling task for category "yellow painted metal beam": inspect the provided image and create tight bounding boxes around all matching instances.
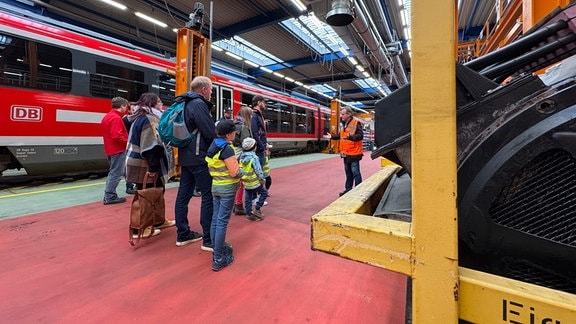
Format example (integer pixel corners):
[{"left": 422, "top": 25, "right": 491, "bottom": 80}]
[
  {"left": 311, "top": 166, "right": 414, "bottom": 274},
  {"left": 459, "top": 268, "right": 576, "bottom": 323},
  {"left": 411, "top": 0, "right": 458, "bottom": 322}
]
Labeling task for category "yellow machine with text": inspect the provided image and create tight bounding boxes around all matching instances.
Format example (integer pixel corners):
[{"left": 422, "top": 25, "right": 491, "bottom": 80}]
[{"left": 312, "top": 1, "right": 576, "bottom": 322}]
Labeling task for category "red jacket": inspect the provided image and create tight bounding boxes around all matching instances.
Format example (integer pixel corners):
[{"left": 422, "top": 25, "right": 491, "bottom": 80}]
[{"left": 101, "top": 109, "right": 128, "bottom": 156}]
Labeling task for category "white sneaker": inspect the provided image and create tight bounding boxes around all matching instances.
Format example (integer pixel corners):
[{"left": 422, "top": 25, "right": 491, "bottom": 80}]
[{"left": 253, "top": 199, "right": 268, "bottom": 206}]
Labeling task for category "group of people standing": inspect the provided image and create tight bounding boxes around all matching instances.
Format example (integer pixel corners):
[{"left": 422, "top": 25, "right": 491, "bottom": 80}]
[
  {"left": 101, "top": 75, "right": 365, "bottom": 272},
  {"left": 100, "top": 76, "right": 272, "bottom": 272}
]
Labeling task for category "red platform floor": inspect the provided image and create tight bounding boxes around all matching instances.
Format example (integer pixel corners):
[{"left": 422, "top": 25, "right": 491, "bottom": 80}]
[{"left": 0, "top": 154, "right": 407, "bottom": 323}]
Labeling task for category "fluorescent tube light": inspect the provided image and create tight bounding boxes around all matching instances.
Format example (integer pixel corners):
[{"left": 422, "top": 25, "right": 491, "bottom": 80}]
[
  {"left": 99, "top": 0, "right": 127, "bottom": 10},
  {"left": 135, "top": 12, "right": 167, "bottom": 28}
]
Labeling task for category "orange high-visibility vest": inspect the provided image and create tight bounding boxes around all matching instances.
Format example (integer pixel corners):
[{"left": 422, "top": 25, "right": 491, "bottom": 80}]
[{"left": 339, "top": 118, "right": 363, "bottom": 156}]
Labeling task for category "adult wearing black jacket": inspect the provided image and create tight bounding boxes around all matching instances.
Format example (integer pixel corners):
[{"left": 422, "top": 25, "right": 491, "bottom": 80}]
[
  {"left": 174, "top": 76, "right": 216, "bottom": 249},
  {"left": 250, "top": 95, "right": 272, "bottom": 191}
]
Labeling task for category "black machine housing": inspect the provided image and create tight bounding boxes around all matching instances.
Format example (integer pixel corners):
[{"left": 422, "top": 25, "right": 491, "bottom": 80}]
[{"left": 372, "top": 5, "right": 576, "bottom": 293}]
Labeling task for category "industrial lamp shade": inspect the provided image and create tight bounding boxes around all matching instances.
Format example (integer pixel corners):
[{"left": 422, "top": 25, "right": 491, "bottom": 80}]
[{"left": 326, "top": 0, "right": 354, "bottom": 26}]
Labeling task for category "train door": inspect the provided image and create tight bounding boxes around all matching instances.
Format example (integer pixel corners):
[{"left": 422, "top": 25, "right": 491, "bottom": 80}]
[{"left": 211, "top": 85, "right": 233, "bottom": 121}]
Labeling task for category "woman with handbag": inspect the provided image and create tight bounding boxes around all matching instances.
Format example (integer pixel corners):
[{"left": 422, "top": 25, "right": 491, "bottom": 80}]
[{"left": 126, "top": 92, "right": 175, "bottom": 242}]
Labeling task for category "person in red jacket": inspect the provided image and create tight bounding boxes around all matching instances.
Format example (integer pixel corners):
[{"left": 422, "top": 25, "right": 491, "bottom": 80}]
[
  {"left": 326, "top": 107, "right": 364, "bottom": 196},
  {"left": 101, "top": 97, "right": 130, "bottom": 205}
]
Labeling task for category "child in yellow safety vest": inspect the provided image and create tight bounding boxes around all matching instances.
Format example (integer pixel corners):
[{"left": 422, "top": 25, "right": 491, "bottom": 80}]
[
  {"left": 238, "top": 137, "right": 268, "bottom": 221},
  {"left": 205, "top": 120, "right": 244, "bottom": 272}
]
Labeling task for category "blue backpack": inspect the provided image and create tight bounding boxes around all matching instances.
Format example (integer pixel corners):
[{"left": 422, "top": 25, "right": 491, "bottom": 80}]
[{"left": 158, "top": 92, "right": 198, "bottom": 147}]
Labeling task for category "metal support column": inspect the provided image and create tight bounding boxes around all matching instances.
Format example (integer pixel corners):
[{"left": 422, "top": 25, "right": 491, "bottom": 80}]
[{"left": 411, "top": 0, "right": 458, "bottom": 322}]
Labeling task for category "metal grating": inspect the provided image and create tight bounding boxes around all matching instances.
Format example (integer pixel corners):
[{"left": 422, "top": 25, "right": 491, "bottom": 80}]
[
  {"left": 505, "top": 261, "right": 576, "bottom": 294},
  {"left": 489, "top": 149, "right": 576, "bottom": 246}
]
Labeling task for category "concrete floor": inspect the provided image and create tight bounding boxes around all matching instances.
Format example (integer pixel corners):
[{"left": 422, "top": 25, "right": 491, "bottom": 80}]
[{"left": 0, "top": 153, "right": 407, "bottom": 323}]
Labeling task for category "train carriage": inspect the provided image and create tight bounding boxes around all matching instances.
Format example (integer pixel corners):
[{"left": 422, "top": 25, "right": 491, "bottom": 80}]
[{"left": 0, "top": 9, "right": 329, "bottom": 177}]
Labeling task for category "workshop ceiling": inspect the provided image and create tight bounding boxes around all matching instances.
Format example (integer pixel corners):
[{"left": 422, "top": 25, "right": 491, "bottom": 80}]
[{"left": 5, "top": 0, "right": 494, "bottom": 110}]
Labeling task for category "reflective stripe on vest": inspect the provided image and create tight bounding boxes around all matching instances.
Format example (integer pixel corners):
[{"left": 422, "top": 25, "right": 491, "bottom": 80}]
[
  {"left": 206, "top": 146, "right": 239, "bottom": 186},
  {"left": 241, "top": 158, "right": 260, "bottom": 187},
  {"left": 263, "top": 156, "right": 270, "bottom": 177}
]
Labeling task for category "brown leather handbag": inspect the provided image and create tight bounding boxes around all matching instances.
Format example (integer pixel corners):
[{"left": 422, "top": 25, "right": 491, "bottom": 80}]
[{"left": 129, "top": 173, "right": 165, "bottom": 246}]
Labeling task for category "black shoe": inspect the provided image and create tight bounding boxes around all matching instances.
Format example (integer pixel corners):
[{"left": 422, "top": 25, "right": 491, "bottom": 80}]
[
  {"left": 339, "top": 190, "right": 350, "bottom": 197},
  {"left": 103, "top": 197, "right": 127, "bottom": 205},
  {"left": 246, "top": 212, "right": 263, "bottom": 222},
  {"left": 126, "top": 187, "right": 136, "bottom": 195},
  {"left": 175, "top": 231, "right": 203, "bottom": 247},
  {"left": 212, "top": 253, "right": 234, "bottom": 271},
  {"left": 233, "top": 203, "right": 247, "bottom": 215}
]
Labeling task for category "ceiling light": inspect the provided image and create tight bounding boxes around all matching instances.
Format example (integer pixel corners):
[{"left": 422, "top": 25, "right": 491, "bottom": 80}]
[
  {"left": 347, "top": 57, "right": 358, "bottom": 65},
  {"left": 244, "top": 60, "right": 259, "bottom": 67},
  {"left": 273, "top": 72, "right": 285, "bottom": 78},
  {"left": 290, "top": 0, "right": 307, "bottom": 12},
  {"left": 285, "top": 76, "right": 295, "bottom": 82},
  {"left": 260, "top": 67, "right": 273, "bottom": 73},
  {"left": 99, "top": 0, "right": 127, "bottom": 10},
  {"left": 326, "top": 0, "right": 354, "bottom": 26},
  {"left": 211, "top": 45, "right": 223, "bottom": 52},
  {"left": 134, "top": 12, "right": 167, "bottom": 28},
  {"left": 225, "top": 52, "right": 242, "bottom": 60},
  {"left": 295, "top": 81, "right": 304, "bottom": 86}
]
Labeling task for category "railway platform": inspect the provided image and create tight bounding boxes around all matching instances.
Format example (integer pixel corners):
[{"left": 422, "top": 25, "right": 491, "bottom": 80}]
[{"left": 0, "top": 153, "right": 407, "bottom": 323}]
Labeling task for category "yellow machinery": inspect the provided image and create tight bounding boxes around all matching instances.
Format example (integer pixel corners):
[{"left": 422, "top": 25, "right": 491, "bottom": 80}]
[
  {"left": 311, "top": 0, "right": 576, "bottom": 322},
  {"left": 322, "top": 99, "right": 341, "bottom": 154},
  {"left": 169, "top": 26, "right": 211, "bottom": 177}
]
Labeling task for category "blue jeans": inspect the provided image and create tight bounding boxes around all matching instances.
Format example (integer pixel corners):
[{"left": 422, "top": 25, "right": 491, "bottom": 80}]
[
  {"left": 175, "top": 165, "right": 213, "bottom": 243},
  {"left": 210, "top": 193, "right": 235, "bottom": 260},
  {"left": 104, "top": 152, "right": 126, "bottom": 201},
  {"left": 244, "top": 185, "right": 268, "bottom": 212},
  {"left": 344, "top": 160, "right": 362, "bottom": 192}
]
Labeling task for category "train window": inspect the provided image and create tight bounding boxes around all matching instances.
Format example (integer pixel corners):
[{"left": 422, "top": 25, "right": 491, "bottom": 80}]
[
  {"left": 221, "top": 87, "right": 232, "bottom": 112},
  {"left": 90, "top": 61, "right": 148, "bottom": 100},
  {"left": 240, "top": 92, "right": 253, "bottom": 107},
  {"left": 156, "top": 73, "right": 175, "bottom": 105},
  {"left": 294, "top": 106, "right": 314, "bottom": 134},
  {"left": 0, "top": 34, "right": 72, "bottom": 92},
  {"left": 280, "top": 103, "right": 294, "bottom": 133},
  {"left": 323, "top": 112, "right": 330, "bottom": 135}
]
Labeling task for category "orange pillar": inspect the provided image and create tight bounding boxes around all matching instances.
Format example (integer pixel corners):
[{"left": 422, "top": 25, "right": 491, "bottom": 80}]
[{"left": 523, "top": 0, "right": 570, "bottom": 32}]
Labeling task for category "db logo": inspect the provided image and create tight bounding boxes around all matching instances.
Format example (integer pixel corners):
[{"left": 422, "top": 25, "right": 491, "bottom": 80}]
[{"left": 11, "top": 106, "right": 43, "bottom": 122}]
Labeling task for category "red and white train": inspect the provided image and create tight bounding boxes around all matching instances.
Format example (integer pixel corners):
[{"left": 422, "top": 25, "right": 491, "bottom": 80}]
[{"left": 0, "top": 8, "right": 330, "bottom": 177}]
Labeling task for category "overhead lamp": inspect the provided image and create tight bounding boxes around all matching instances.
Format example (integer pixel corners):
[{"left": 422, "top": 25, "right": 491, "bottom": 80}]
[
  {"left": 135, "top": 12, "right": 167, "bottom": 28},
  {"left": 260, "top": 67, "right": 273, "bottom": 73},
  {"left": 273, "top": 72, "right": 285, "bottom": 78},
  {"left": 211, "top": 45, "right": 223, "bottom": 52},
  {"left": 225, "top": 52, "right": 242, "bottom": 60},
  {"left": 290, "top": 0, "right": 307, "bottom": 12},
  {"left": 244, "top": 60, "right": 259, "bottom": 67},
  {"left": 99, "top": 0, "right": 127, "bottom": 10},
  {"left": 326, "top": 0, "right": 354, "bottom": 27}
]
